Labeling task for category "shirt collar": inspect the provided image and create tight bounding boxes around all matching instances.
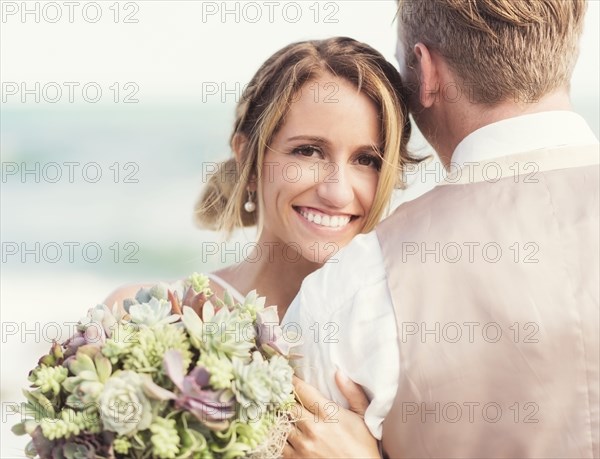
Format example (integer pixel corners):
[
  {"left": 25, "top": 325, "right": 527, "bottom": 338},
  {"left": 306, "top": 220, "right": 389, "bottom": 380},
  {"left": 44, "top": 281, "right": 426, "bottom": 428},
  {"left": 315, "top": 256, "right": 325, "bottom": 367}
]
[{"left": 452, "top": 111, "right": 599, "bottom": 168}]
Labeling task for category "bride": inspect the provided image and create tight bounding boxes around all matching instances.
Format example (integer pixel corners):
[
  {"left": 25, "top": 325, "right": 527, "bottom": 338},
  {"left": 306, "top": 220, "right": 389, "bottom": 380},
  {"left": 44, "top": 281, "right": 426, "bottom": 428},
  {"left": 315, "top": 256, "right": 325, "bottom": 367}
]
[
  {"left": 105, "top": 36, "right": 421, "bottom": 456},
  {"left": 106, "top": 36, "right": 419, "bottom": 318}
]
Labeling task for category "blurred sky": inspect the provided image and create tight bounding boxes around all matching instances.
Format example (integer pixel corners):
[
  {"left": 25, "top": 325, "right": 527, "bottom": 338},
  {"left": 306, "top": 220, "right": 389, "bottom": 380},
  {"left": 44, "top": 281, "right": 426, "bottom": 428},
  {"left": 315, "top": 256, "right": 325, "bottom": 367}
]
[{"left": 1, "top": 0, "right": 598, "bottom": 110}]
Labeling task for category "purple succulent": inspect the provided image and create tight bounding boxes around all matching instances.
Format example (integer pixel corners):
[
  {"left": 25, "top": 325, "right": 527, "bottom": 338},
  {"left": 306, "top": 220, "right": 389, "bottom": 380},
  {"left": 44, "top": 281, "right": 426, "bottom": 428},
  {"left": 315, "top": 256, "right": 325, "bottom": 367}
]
[
  {"left": 30, "top": 426, "right": 115, "bottom": 459},
  {"left": 255, "top": 306, "right": 292, "bottom": 357},
  {"left": 62, "top": 332, "right": 88, "bottom": 361},
  {"left": 162, "top": 350, "right": 235, "bottom": 431},
  {"left": 165, "top": 284, "right": 209, "bottom": 317},
  {"left": 181, "top": 287, "right": 209, "bottom": 316},
  {"left": 63, "top": 304, "right": 124, "bottom": 362}
]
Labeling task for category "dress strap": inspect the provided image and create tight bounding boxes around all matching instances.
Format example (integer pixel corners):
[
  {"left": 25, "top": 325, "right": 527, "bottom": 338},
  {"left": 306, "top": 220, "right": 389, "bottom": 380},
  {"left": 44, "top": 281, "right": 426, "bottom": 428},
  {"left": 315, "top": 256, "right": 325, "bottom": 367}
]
[{"left": 207, "top": 273, "right": 246, "bottom": 304}]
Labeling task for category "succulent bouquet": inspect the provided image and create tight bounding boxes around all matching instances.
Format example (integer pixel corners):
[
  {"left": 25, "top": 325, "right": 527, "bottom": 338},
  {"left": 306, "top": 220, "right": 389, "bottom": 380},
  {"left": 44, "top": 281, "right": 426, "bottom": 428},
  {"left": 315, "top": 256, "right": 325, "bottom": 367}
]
[{"left": 12, "top": 273, "right": 296, "bottom": 459}]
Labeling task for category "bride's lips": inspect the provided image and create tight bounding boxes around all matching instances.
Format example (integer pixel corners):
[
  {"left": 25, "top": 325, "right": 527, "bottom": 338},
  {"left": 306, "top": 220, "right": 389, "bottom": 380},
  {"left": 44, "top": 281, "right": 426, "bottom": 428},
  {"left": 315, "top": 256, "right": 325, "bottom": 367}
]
[{"left": 293, "top": 206, "right": 358, "bottom": 231}]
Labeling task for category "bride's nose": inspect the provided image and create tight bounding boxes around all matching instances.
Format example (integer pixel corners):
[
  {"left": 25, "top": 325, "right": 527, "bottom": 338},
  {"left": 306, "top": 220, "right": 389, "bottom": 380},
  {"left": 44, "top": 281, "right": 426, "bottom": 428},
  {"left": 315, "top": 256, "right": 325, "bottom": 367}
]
[{"left": 315, "top": 163, "right": 354, "bottom": 208}]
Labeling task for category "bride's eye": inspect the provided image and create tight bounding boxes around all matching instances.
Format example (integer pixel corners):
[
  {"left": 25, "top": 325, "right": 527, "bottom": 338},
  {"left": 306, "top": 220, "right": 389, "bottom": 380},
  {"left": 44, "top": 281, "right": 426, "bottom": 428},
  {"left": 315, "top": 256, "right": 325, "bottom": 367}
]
[
  {"left": 292, "top": 145, "right": 323, "bottom": 158},
  {"left": 356, "top": 153, "right": 382, "bottom": 170}
]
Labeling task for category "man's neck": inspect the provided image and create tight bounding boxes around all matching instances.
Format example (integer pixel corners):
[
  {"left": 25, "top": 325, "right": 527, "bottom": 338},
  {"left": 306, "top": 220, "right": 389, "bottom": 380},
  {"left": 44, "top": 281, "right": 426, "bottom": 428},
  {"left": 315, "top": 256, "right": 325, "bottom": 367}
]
[{"left": 436, "top": 90, "right": 573, "bottom": 169}]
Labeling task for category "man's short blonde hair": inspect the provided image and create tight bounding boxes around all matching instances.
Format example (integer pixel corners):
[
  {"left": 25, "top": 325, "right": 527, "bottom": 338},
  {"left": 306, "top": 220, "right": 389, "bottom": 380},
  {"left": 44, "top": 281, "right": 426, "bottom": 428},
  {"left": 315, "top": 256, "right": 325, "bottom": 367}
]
[{"left": 397, "top": 0, "right": 588, "bottom": 104}]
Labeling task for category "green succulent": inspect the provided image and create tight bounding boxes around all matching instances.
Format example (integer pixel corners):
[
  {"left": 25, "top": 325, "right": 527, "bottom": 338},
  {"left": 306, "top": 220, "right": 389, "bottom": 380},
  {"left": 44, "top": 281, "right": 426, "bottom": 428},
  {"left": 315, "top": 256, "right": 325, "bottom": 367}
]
[
  {"left": 121, "top": 323, "right": 191, "bottom": 386},
  {"left": 182, "top": 303, "right": 255, "bottom": 361},
  {"left": 113, "top": 436, "right": 132, "bottom": 455},
  {"left": 236, "top": 290, "right": 266, "bottom": 321},
  {"left": 40, "top": 408, "right": 100, "bottom": 440},
  {"left": 197, "top": 353, "right": 234, "bottom": 390},
  {"left": 29, "top": 365, "right": 68, "bottom": 398},
  {"left": 231, "top": 352, "right": 273, "bottom": 410},
  {"left": 98, "top": 370, "right": 153, "bottom": 437},
  {"left": 128, "top": 298, "right": 179, "bottom": 328},
  {"left": 101, "top": 322, "right": 139, "bottom": 365},
  {"left": 149, "top": 417, "right": 180, "bottom": 458},
  {"left": 267, "top": 355, "right": 294, "bottom": 406},
  {"left": 63, "top": 346, "right": 112, "bottom": 409},
  {"left": 185, "top": 272, "right": 213, "bottom": 297}
]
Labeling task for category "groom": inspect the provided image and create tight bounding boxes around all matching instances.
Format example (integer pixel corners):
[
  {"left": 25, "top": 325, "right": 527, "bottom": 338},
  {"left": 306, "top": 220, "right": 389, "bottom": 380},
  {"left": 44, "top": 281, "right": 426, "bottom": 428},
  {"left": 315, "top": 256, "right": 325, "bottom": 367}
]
[{"left": 283, "top": 0, "right": 599, "bottom": 457}]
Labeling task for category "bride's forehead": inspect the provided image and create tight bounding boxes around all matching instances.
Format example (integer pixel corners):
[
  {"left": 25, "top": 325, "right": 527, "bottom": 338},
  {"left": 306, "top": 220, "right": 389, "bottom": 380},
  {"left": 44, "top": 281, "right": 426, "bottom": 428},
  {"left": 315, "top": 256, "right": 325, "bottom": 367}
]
[{"left": 289, "top": 77, "right": 368, "bottom": 107}]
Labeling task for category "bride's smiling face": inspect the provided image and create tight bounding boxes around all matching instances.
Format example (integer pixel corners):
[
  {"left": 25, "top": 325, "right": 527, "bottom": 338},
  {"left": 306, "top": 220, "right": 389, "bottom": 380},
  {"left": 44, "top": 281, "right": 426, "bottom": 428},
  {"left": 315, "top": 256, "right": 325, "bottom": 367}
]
[{"left": 259, "top": 74, "right": 382, "bottom": 263}]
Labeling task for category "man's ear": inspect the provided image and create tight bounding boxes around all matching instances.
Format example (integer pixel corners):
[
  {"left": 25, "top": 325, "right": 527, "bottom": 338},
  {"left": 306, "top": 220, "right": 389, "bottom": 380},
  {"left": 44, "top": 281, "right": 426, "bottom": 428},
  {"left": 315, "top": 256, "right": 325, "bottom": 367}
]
[{"left": 413, "top": 42, "right": 440, "bottom": 109}]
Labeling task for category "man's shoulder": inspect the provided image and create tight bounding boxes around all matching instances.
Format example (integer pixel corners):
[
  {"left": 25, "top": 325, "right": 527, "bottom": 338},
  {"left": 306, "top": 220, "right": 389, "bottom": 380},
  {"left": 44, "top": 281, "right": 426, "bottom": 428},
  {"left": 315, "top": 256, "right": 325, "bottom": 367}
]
[{"left": 377, "top": 184, "right": 456, "bottom": 235}]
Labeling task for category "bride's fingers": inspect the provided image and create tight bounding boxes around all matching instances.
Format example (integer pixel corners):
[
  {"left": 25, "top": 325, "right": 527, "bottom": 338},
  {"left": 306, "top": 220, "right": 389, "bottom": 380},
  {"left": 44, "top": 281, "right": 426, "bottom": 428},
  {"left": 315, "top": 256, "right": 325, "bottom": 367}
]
[
  {"left": 285, "top": 422, "right": 305, "bottom": 449},
  {"left": 335, "top": 369, "right": 369, "bottom": 416},
  {"left": 293, "top": 376, "right": 329, "bottom": 415},
  {"left": 290, "top": 403, "right": 312, "bottom": 434},
  {"left": 281, "top": 443, "right": 296, "bottom": 458}
]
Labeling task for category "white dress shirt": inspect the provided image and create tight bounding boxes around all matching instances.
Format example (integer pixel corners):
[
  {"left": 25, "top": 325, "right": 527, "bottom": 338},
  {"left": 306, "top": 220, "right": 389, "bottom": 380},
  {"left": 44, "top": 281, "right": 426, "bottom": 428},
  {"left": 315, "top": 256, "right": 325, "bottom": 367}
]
[{"left": 281, "top": 111, "right": 599, "bottom": 439}]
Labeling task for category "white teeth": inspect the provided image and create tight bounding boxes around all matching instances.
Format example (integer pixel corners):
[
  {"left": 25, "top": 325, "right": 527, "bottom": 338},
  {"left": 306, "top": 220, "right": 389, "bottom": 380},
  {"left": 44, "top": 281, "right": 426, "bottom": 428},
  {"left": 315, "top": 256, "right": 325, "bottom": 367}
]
[{"left": 299, "top": 209, "right": 351, "bottom": 228}]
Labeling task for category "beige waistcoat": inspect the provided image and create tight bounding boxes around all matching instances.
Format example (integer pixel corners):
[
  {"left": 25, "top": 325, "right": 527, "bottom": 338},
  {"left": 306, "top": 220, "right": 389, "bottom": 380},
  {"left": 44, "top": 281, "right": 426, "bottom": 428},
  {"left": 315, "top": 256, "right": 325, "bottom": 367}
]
[{"left": 378, "top": 145, "right": 599, "bottom": 458}]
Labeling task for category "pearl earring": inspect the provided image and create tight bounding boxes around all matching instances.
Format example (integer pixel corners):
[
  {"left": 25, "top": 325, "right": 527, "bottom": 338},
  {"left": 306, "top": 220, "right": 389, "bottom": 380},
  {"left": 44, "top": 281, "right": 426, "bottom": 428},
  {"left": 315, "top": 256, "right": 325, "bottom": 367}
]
[{"left": 244, "top": 190, "right": 256, "bottom": 213}]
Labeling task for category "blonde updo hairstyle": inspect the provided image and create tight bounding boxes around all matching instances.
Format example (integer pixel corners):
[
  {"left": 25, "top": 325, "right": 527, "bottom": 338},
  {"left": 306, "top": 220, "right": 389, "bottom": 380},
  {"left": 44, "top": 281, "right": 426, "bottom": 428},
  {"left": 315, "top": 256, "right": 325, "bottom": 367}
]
[{"left": 195, "top": 36, "right": 419, "bottom": 237}]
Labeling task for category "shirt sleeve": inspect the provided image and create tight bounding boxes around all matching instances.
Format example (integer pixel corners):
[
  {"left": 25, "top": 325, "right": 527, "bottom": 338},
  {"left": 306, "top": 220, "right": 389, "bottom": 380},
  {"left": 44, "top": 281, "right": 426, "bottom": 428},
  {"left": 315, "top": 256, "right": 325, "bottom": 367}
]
[{"left": 281, "top": 231, "right": 399, "bottom": 439}]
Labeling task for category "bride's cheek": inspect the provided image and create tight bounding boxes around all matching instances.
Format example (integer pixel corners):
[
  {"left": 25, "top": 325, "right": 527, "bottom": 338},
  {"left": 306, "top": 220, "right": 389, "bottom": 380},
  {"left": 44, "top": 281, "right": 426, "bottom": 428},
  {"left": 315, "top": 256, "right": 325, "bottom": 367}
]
[
  {"left": 289, "top": 162, "right": 319, "bottom": 188},
  {"left": 361, "top": 178, "right": 380, "bottom": 212}
]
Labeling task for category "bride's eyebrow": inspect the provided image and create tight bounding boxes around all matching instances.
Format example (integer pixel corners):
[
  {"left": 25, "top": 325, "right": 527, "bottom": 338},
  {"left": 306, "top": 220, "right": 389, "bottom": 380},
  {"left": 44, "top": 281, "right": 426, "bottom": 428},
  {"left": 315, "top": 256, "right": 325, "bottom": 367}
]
[
  {"left": 353, "top": 143, "right": 383, "bottom": 154},
  {"left": 286, "top": 135, "right": 329, "bottom": 145}
]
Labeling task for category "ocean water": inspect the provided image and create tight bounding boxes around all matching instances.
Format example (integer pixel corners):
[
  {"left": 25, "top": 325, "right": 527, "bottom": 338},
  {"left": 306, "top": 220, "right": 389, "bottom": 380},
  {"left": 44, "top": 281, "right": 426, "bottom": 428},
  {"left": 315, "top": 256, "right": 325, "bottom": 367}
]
[
  {"left": 1, "top": 104, "right": 240, "bottom": 277},
  {"left": 1, "top": 99, "right": 598, "bottom": 455}
]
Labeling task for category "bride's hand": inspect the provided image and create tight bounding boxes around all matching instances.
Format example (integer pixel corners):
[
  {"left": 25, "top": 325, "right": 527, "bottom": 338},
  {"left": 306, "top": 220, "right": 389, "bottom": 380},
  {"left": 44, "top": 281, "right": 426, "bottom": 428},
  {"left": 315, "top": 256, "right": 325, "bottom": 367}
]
[{"left": 282, "top": 372, "right": 380, "bottom": 458}]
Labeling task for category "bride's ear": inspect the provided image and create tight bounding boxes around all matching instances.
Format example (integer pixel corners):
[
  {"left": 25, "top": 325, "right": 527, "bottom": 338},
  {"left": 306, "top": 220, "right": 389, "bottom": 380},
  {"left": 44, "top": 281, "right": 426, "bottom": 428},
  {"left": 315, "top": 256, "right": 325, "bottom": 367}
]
[
  {"left": 413, "top": 42, "right": 440, "bottom": 109},
  {"left": 232, "top": 133, "right": 257, "bottom": 190},
  {"left": 232, "top": 133, "right": 249, "bottom": 164}
]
